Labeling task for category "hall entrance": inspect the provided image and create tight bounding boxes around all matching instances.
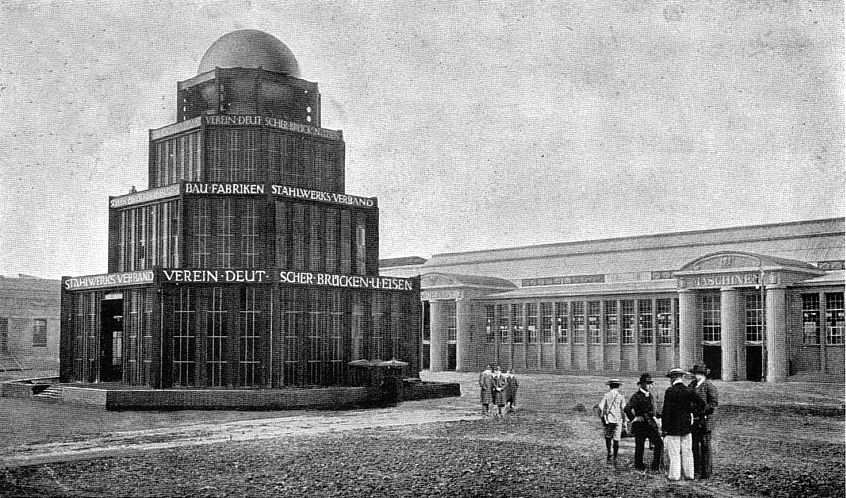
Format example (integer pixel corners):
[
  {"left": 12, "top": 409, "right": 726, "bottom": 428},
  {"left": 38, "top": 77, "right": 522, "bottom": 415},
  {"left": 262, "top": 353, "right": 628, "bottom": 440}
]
[
  {"left": 746, "top": 346, "right": 763, "bottom": 381},
  {"left": 702, "top": 345, "right": 722, "bottom": 379},
  {"left": 100, "top": 297, "right": 124, "bottom": 382}
]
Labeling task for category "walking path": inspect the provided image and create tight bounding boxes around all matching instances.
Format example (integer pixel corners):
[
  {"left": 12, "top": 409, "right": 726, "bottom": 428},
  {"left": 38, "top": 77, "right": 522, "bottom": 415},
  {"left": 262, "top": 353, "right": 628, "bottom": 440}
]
[{"left": 0, "top": 405, "right": 482, "bottom": 468}]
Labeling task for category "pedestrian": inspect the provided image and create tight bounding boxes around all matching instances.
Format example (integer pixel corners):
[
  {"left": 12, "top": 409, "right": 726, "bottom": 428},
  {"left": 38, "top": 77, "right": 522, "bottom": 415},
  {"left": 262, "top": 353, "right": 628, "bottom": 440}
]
[
  {"left": 689, "top": 364, "right": 719, "bottom": 479},
  {"left": 624, "top": 373, "right": 663, "bottom": 471},
  {"left": 479, "top": 364, "right": 493, "bottom": 416},
  {"left": 597, "top": 378, "right": 626, "bottom": 464},
  {"left": 491, "top": 365, "right": 507, "bottom": 417},
  {"left": 505, "top": 368, "right": 519, "bottom": 413},
  {"left": 661, "top": 367, "right": 706, "bottom": 481}
]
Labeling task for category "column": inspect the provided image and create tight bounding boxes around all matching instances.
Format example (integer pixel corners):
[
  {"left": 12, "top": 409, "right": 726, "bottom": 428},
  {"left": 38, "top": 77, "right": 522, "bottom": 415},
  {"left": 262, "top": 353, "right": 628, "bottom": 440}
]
[
  {"left": 678, "top": 290, "right": 699, "bottom": 370},
  {"left": 766, "top": 286, "right": 788, "bottom": 382},
  {"left": 429, "top": 300, "right": 447, "bottom": 372},
  {"left": 455, "top": 297, "right": 474, "bottom": 372},
  {"left": 720, "top": 287, "right": 743, "bottom": 381}
]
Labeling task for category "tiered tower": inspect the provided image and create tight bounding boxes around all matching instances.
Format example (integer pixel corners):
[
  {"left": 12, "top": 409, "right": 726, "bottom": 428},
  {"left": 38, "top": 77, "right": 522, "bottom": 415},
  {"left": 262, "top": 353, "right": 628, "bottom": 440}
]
[{"left": 61, "top": 30, "right": 420, "bottom": 389}]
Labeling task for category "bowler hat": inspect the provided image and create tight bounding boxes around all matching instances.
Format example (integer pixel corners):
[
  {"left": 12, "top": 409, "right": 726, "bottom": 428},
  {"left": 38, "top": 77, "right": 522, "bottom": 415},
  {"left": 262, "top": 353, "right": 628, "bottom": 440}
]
[
  {"left": 606, "top": 378, "right": 622, "bottom": 386},
  {"left": 690, "top": 364, "right": 711, "bottom": 376},
  {"left": 666, "top": 367, "right": 687, "bottom": 378},
  {"left": 637, "top": 373, "right": 654, "bottom": 384}
]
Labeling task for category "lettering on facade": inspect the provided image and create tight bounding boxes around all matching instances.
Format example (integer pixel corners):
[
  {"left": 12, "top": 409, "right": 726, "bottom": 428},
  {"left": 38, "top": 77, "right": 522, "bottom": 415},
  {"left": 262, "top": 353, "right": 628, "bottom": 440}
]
[
  {"left": 521, "top": 274, "right": 605, "bottom": 287},
  {"left": 817, "top": 260, "right": 845, "bottom": 271},
  {"left": 149, "top": 117, "right": 202, "bottom": 141},
  {"left": 279, "top": 271, "right": 413, "bottom": 291},
  {"left": 271, "top": 185, "right": 375, "bottom": 208},
  {"left": 157, "top": 269, "right": 414, "bottom": 291},
  {"left": 64, "top": 270, "right": 155, "bottom": 290},
  {"left": 110, "top": 184, "right": 181, "bottom": 209},
  {"left": 184, "top": 183, "right": 265, "bottom": 195},
  {"left": 681, "top": 273, "right": 760, "bottom": 289},
  {"left": 162, "top": 269, "right": 270, "bottom": 284},
  {"left": 204, "top": 115, "right": 343, "bottom": 141},
  {"left": 651, "top": 270, "right": 676, "bottom": 280}
]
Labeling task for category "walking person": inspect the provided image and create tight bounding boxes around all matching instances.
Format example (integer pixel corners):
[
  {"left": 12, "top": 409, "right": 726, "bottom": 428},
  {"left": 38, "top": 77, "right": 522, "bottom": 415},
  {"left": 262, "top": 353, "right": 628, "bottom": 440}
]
[
  {"left": 597, "top": 378, "right": 626, "bottom": 464},
  {"left": 624, "top": 373, "right": 663, "bottom": 472},
  {"left": 689, "top": 364, "right": 719, "bottom": 479},
  {"left": 479, "top": 364, "right": 493, "bottom": 416},
  {"left": 491, "top": 365, "right": 507, "bottom": 417},
  {"left": 505, "top": 369, "right": 519, "bottom": 413},
  {"left": 661, "top": 368, "right": 705, "bottom": 481}
]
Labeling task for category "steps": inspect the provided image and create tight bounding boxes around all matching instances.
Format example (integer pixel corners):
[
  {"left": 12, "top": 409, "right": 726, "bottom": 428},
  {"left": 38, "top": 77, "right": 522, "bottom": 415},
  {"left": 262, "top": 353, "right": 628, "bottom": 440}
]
[{"left": 33, "top": 385, "right": 63, "bottom": 400}]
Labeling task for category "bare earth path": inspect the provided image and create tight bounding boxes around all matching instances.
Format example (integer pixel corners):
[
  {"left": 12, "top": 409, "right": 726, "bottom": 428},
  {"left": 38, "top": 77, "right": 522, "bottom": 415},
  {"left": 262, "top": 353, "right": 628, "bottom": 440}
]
[{"left": 0, "top": 404, "right": 482, "bottom": 468}]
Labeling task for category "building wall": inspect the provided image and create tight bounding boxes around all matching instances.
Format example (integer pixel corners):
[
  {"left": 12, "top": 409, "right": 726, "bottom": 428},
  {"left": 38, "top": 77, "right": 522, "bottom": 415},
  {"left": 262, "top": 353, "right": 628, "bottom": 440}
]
[{"left": 0, "top": 277, "right": 61, "bottom": 371}]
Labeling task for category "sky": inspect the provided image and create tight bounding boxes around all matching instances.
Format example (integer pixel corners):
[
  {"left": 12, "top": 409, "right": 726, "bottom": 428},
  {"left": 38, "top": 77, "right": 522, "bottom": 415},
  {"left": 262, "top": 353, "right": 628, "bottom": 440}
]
[{"left": 0, "top": 0, "right": 843, "bottom": 279}]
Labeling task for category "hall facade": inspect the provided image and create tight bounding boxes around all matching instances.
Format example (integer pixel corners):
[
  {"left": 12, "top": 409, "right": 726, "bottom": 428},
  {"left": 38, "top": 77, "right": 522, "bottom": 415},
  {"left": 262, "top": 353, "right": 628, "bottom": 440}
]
[
  {"left": 381, "top": 218, "right": 845, "bottom": 382},
  {"left": 60, "top": 30, "right": 420, "bottom": 389}
]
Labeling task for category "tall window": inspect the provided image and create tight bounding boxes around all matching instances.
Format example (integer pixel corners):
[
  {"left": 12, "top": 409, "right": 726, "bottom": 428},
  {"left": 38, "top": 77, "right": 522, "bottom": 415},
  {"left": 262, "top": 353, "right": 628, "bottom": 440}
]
[
  {"left": 511, "top": 303, "right": 524, "bottom": 343},
  {"left": 485, "top": 305, "right": 496, "bottom": 343},
  {"left": 0, "top": 317, "right": 8, "bottom": 354},
  {"left": 172, "top": 287, "right": 195, "bottom": 386},
  {"left": 526, "top": 303, "right": 538, "bottom": 343},
  {"left": 242, "top": 130, "right": 258, "bottom": 182},
  {"left": 241, "top": 199, "right": 258, "bottom": 267},
  {"left": 216, "top": 199, "right": 234, "bottom": 267},
  {"left": 588, "top": 301, "right": 601, "bottom": 344},
  {"left": 192, "top": 199, "right": 210, "bottom": 267},
  {"left": 540, "top": 303, "right": 553, "bottom": 343},
  {"left": 702, "top": 294, "right": 721, "bottom": 343},
  {"left": 498, "top": 304, "right": 509, "bottom": 343},
  {"left": 308, "top": 292, "right": 325, "bottom": 384},
  {"left": 621, "top": 300, "right": 635, "bottom": 344},
  {"left": 639, "top": 299, "right": 653, "bottom": 344},
  {"left": 802, "top": 294, "right": 820, "bottom": 345},
  {"left": 745, "top": 293, "right": 763, "bottom": 343},
  {"left": 604, "top": 300, "right": 619, "bottom": 344},
  {"left": 444, "top": 301, "right": 457, "bottom": 342},
  {"left": 329, "top": 291, "right": 344, "bottom": 384},
  {"left": 555, "top": 302, "right": 568, "bottom": 343},
  {"left": 207, "top": 288, "right": 228, "bottom": 387},
  {"left": 32, "top": 319, "right": 47, "bottom": 347},
  {"left": 325, "top": 208, "right": 338, "bottom": 273},
  {"left": 825, "top": 293, "right": 845, "bottom": 345},
  {"left": 572, "top": 301, "right": 585, "bottom": 344},
  {"left": 239, "top": 288, "right": 260, "bottom": 386},
  {"left": 355, "top": 220, "right": 367, "bottom": 276},
  {"left": 657, "top": 298, "right": 672, "bottom": 344}
]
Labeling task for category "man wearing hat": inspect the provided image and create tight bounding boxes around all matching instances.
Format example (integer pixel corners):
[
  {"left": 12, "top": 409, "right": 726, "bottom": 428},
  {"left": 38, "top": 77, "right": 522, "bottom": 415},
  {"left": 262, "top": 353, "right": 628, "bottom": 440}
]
[
  {"left": 689, "top": 364, "right": 719, "bottom": 479},
  {"left": 597, "top": 378, "right": 626, "bottom": 463},
  {"left": 624, "top": 373, "right": 663, "bottom": 471},
  {"left": 661, "top": 368, "right": 706, "bottom": 481}
]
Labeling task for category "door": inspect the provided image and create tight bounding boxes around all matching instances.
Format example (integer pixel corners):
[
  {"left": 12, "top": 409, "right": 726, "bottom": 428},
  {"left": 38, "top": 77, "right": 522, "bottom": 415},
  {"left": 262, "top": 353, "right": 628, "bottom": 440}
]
[
  {"left": 702, "top": 345, "right": 722, "bottom": 379},
  {"left": 100, "top": 299, "right": 124, "bottom": 382},
  {"left": 447, "top": 343, "right": 457, "bottom": 370},
  {"left": 746, "top": 345, "right": 763, "bottom": 381}
]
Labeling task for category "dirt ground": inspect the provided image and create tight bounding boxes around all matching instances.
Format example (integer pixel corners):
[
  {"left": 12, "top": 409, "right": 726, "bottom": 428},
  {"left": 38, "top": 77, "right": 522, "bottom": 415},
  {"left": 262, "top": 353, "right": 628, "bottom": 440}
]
[{"left": 0, "top": 371, "right": 843, "bottom": 497}]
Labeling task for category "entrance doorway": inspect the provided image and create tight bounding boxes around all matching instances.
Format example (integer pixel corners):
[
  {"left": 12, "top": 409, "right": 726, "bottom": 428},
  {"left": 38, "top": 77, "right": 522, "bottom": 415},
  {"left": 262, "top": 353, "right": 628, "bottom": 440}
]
[
  {"left": 702, "top": 345, "right": 722, "bottom": 379},
  {"left": 746, "top": 346, "right": 763, "bottom": 381},
  {"left": 447, "top": 343, "right": 457, "bottom": 371},
  {"left": 100, "top": 298, "right": 124, "bottom": 382}
]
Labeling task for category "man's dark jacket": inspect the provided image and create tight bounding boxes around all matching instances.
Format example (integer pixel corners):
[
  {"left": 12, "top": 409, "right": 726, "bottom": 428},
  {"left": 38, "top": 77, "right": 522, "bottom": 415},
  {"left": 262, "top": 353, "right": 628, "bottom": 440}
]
[
  {"left": 661, "top": 382, "right": 705, "bottom": 436},
  {"left": 624, "top": 389, "right": 658, "bottom": 436},
  {"left": 689, "top": 379, "right": 719, "bottom": 432}
]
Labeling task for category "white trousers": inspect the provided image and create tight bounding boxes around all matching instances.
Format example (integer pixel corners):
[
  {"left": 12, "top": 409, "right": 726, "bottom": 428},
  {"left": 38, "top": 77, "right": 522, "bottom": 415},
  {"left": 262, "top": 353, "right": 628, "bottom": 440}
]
[{"left": 664, "top": 433, "right": 694, "bottom": 480}]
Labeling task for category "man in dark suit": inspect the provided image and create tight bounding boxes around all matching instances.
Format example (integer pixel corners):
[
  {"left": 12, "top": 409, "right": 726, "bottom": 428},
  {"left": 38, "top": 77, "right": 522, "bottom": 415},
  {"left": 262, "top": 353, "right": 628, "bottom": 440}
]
[
  {"left": 689, "top": 364, "right": 719, "bottom": 479},
  {"left": 661, "top": 368, "right": 705, "bottom": 481},
  {"left": 624, "top": 372, "right": 663, "bottom": 471}
]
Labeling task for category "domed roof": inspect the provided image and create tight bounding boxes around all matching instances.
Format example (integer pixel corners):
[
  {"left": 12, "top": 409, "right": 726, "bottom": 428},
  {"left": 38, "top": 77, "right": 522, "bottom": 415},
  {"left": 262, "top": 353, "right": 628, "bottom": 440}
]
[{"left": 198, "top": 29, "right": 301, "bottom": 77}]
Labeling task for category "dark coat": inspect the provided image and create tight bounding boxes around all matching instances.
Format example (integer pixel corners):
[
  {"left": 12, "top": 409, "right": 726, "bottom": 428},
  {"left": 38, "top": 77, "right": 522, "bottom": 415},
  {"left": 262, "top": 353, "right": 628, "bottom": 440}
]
[
  {"left": 689, "top": 379, "right": 719, "bottom": 432},
  {"left": 624, "top": 390, "right": 659, "bottom": 436},
  {"left": 661, "top": 382, "right": 705, "bottom": 436}
]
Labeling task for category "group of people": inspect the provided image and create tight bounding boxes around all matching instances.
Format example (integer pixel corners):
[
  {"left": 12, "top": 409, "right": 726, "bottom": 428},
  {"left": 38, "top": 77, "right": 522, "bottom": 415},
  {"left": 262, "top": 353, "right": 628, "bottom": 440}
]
[
  {"left": 598, "top": 364, "right": 718, "bottom": 482},
  {"left": 478, "top": 364, "right": 519, "bottom": 417}
]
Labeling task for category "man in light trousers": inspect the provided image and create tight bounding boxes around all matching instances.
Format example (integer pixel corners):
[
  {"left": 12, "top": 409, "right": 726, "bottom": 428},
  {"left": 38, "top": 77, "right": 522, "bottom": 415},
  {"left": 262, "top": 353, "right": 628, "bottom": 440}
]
[{"left": 661, "top": 368, "right": 705, "bottom": 481}]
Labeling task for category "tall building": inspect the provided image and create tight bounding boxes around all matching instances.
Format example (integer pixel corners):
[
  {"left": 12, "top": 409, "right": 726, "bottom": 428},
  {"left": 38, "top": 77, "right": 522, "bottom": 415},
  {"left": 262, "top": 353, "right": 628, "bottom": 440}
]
[
  {"left": 61, "top": 30, "right": 420, "bottom": 389},
  {"left": 382, "top": 218, "right": 845, "bottom": 381}
]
